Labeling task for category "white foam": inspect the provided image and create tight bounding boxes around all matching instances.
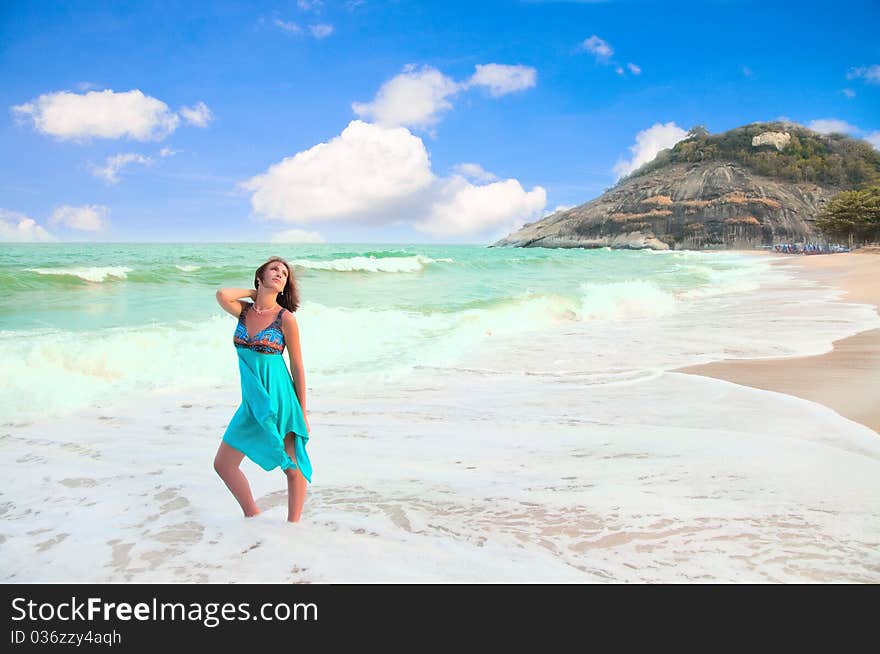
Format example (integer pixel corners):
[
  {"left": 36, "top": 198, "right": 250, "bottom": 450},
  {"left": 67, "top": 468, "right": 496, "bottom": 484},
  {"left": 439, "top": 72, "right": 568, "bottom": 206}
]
[
  {"left": 579, "top": 279, "right": 677, "bottom": 320},
  {"left": 24, "top": 266, "right": 133, "bottom": 282},
  {"left": 3, "top": 357, "right": 879, "bottom": 583},
  {"left": 290, "top": 255, "right": 445, "bottom": 273},
  {"left": 175, "top": 265, "right": 201, "bottom": 272}
]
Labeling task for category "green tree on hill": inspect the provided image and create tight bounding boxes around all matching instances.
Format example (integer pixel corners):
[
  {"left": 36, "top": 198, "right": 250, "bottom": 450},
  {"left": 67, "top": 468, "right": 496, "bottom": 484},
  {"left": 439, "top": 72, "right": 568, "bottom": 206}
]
[{"left": 815, "top": 186, "right": 880, "bottom": 245}]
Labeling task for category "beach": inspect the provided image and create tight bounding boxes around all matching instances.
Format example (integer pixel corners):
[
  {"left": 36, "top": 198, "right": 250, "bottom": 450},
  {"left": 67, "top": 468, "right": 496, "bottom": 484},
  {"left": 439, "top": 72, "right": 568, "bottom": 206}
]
[
  {"left": 678, "top": 251, "right": 880, "bottom": 434},
  {"left": 2, "top": 244, "right": 880, "bottom": 583}
]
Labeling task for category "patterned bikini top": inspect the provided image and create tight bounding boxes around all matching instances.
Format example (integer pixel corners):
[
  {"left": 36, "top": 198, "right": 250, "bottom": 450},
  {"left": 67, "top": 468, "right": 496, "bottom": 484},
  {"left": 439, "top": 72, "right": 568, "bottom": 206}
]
[{"left": 233, "top": 303, "right": 286, "bottom": 355}]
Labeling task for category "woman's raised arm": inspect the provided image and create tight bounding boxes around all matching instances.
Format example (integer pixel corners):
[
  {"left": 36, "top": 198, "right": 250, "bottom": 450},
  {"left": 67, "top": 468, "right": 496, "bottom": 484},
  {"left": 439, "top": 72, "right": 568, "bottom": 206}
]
[{"left": 216, "top": 287, "right": 256, "bottom": 317}]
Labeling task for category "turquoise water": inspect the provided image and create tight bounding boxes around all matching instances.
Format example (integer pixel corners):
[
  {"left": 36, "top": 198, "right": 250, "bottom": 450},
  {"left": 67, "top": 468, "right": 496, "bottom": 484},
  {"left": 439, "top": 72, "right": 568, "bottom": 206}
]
[
  {"left": 0, "top": 243, "right": 746, "bottom": 331},
  {"left": 1, "top": 242, "right": 760, "bottom": 419}
]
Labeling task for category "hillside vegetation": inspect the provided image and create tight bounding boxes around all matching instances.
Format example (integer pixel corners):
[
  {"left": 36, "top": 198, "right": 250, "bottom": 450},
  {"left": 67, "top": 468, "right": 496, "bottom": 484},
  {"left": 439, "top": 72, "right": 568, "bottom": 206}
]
[{"left": 630, "top": 122, "right": 880, "bottom": 189}]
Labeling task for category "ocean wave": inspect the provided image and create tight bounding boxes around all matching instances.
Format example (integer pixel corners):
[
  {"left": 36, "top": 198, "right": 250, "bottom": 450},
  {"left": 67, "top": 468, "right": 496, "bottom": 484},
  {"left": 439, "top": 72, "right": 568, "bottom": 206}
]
[
  {"left": 175, "top": 265, "right": 201, "bottom": 272},
  {"left": 23, "top": 266, "right": 133, "bottom": 283},
  {"left": 290, "top": 255, "right": 449, "bottom": 273},
  {"left": 579, "top": 279, "right": 677, "bottom": 320}
]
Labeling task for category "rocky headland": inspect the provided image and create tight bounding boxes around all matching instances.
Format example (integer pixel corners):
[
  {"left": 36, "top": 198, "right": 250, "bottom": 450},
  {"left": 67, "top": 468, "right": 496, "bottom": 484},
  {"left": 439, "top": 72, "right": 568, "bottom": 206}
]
[{"left": 493, "top": 122, "right": 880, "bottom": 250}]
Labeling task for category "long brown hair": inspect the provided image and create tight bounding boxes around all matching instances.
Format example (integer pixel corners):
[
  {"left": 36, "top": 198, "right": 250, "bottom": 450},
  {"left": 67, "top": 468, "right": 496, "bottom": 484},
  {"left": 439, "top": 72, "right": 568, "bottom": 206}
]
[{"left": 254, "top": 256, "right": 299, "bottom": 312}]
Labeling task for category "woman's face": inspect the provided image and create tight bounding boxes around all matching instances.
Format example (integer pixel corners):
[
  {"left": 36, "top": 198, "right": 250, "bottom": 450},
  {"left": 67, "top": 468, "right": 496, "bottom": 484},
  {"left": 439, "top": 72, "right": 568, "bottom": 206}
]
[{"left": 260, "top": 261, "right": 289, "bottom": 294}]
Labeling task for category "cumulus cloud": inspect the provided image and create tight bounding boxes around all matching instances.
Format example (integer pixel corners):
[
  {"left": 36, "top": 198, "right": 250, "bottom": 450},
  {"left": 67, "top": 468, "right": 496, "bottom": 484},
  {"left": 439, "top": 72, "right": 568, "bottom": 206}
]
[
  {"left": 243, "top": 120, "right": 435, "bottom": 222},
  {"left": 865, "top": 132, "right": 880, "bottom": 150},
  {"left": 12, "top": 89, "right": 180, "bottom": 141},
  {"left": 613, "top": 121, "right": 689, "bottom": 179},
  {"left": 582, "top": 35, "right": 613, "bottom": 61},
  {"left": 271, "top": 228, "right": 326, "bottom": 243},
  {"left": 179, "top": 101, "right": 213, "bottom": 127},
  {"left": 352, "top": 64, "right": 462, "bottom": 130},
  {"left": 808, "top": 118, "right": 859, "bottom": 135},
  {"left": 627, "top": 63, "right": 642, "bottom": 75},
  {"left": 159, "top": 147, "right": 178, "bottom": 157},
  {"left": 416, "top": 176, "right": 546, "bottom": 237},
  {"left": 842, "top": 88, "right": 856, "bottom": 98},
  {"left": 243, "top": 120, "right": 546, "bottom": 238},
  {"left": 353, "top": 62, "right": 537, "bottom": 130},
  {"left": 89, "top": 153, "right": 152, "bottom": 184},
  {"left": 466, "top": 64, "right": 537, "bottom": 97},
  {"left": 846, "top": 64, "right": 880, "bottom": 84},
  {"left": 452, "top": 163, "right": 498, "bottom": 183},
  {"left": 0, "top": 209, "right": 54, "bottom": 242},
  {"left": 49, "top": 205, "right": 108, "bottom": 232},
  {"left": 309, "top": 24, "right": 334, "bottom": 38}
]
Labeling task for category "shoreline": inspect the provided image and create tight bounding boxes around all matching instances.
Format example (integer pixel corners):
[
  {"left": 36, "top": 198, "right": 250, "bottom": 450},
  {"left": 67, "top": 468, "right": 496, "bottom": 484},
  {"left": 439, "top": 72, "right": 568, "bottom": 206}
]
[
  {"left": 4, "top": 246, "right": 880, "bottom": 582},
  {"left": 676, "top": 251, "right": 880, "bottom": 435}
]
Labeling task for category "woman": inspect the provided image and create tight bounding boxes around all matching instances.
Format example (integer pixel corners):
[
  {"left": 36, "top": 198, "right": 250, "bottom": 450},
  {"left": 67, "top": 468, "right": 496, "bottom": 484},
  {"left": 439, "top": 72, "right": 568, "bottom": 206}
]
[{"left": 213, "top": 256, "right": 312, "bottom": 522}]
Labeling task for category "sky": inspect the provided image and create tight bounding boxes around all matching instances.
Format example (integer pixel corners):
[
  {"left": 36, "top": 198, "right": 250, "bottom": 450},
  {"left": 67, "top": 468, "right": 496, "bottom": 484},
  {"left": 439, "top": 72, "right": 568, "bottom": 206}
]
[{"left": 1, "top": 0, "right": 879, "bottom": 244}]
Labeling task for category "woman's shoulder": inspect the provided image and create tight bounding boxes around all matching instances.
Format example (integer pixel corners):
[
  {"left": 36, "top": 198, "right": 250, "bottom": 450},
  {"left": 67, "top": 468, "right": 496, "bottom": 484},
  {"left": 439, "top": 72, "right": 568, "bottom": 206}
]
[{"left": 280, "top": 308, "right": 299, "bottom": 328}]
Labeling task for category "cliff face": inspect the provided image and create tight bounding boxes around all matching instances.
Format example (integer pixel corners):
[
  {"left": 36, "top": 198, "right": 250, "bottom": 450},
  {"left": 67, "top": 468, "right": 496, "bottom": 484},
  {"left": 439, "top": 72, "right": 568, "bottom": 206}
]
[{"left": 492, "top": 161, "right": 838, "bottom": 250}]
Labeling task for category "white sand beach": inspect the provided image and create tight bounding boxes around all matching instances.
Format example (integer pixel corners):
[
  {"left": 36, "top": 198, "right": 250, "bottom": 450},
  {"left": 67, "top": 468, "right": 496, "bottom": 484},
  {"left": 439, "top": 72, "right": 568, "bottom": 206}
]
[{"left": 678, "top": 251, "right": 880, "bottom": 434}]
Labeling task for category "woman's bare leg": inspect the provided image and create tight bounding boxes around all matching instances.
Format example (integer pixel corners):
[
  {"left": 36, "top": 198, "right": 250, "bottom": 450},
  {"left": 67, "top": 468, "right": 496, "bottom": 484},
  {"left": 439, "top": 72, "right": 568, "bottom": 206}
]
[
  {"left": 214, "top": 441, "right": 261, "bottom": 517},
  {"left": 283, "top": 433, "right": 307, "bottom": 522}
]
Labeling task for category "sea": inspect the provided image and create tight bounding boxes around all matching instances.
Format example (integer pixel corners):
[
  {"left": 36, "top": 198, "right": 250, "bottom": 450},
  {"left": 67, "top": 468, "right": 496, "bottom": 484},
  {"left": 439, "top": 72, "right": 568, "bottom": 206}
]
[{"left": 2, "top": 243, "right": 880, "bottom": 582}]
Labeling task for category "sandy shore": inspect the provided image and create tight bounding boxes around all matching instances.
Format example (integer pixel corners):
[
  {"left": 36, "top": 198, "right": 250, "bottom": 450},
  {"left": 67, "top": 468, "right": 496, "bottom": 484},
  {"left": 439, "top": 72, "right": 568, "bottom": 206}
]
[{"left": 677, "top": 250, "right": 880, "bottom": 435}]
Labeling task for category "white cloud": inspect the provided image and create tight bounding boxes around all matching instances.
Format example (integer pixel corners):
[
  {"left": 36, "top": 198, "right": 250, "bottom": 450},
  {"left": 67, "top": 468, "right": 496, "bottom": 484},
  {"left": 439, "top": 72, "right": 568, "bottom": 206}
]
[
  {"left": 179, "top": 101, "right": 213, "bottom": 127},
  {"left": 842, "top": 88, "right": 856, "bottom": 98},
  {"left": 352, "top": 64, "right": 462, "bottom": 130},
  {"left": 49, "top": 205, "right": 108, "bottom": 232},
  {"left": 89, "top": 153, "right": 152, "bottom": 184},
  {"left": 298, "top": 0, "right": 322, "bottom": 9},
  {"left": 865, "top": 132, "right": 880, "bottom": 150},
  {"left": 243, "top": 120, "right": 546, "bottom": 237},
  {"left": 416, "top": 176, "right": 546, "bottom": 237},
  {"left": 613, "top": 121, "right": 688, "bottom": 179},
  {"left": 627, "top": 63, "right": 642, "bottom": 75},
  {"left": 615, "top": 66, "right": 624, "bottom": 75},
  {"left": 846, "top": 64, "right": 880, "bottom": 84},
  {"left": 274, "top": 19, "right": 302, "bottom": 33},
  {"left": 0, "top": 209, "right": 54, "bottom": 242},
  {"left": 159, "top": 147, "right": 178, "bottom": 157},
  {"left": 243, "top": 120, "right": 434, "bottom": 223},
  {"left": 352, "top": 62, "right": 537, "bottom": 131},
  {"left": 808, "top": 119, "right": 859, "bottom": 135},
  {"left": 543, "top": 205, "right": 572, "bottom": 217},
  {"left": 309, "top": 24, "right": 334, "bottom": 38},
  {"left": 453, "top": 163, "right": 498, "bottom": 183},
  {"left": 466, "top": 64, "right": 537, "bottom": 97},
  {"left": 12, "top": 89, "right": 180, "bottom": 141},
  {"left": 271, "top": 228, "right": 326, "bottom": 243},
  {"left": 582, "top": 35, "right": 613, "bottom": 61}
]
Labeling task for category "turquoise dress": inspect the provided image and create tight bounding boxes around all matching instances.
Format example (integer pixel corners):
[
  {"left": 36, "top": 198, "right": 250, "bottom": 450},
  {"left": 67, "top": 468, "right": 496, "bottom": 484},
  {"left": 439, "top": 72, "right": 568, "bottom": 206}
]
[{"left": 222, "top": 303, "right": 312, "bottom": 483}]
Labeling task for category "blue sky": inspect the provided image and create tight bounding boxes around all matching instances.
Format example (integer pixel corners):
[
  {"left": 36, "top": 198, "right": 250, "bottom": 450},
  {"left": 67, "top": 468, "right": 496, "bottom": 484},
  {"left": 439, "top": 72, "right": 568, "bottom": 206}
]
[{"left": 1, "top": 0, "right": 878, "bottom": 244}]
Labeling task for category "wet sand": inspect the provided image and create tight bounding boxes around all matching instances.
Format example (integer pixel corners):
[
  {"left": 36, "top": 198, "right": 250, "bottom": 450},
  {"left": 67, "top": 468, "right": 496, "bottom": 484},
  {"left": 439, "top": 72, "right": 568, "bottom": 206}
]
[{"left": 677, "top": 251, "right": 880, "bottom": 435}]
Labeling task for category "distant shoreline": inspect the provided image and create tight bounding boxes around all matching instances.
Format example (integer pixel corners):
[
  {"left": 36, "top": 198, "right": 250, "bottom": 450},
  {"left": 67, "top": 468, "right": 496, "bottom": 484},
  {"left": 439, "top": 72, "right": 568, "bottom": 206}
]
[{"left": 677, "top": 251, "right": 880, "bottom": 435}]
